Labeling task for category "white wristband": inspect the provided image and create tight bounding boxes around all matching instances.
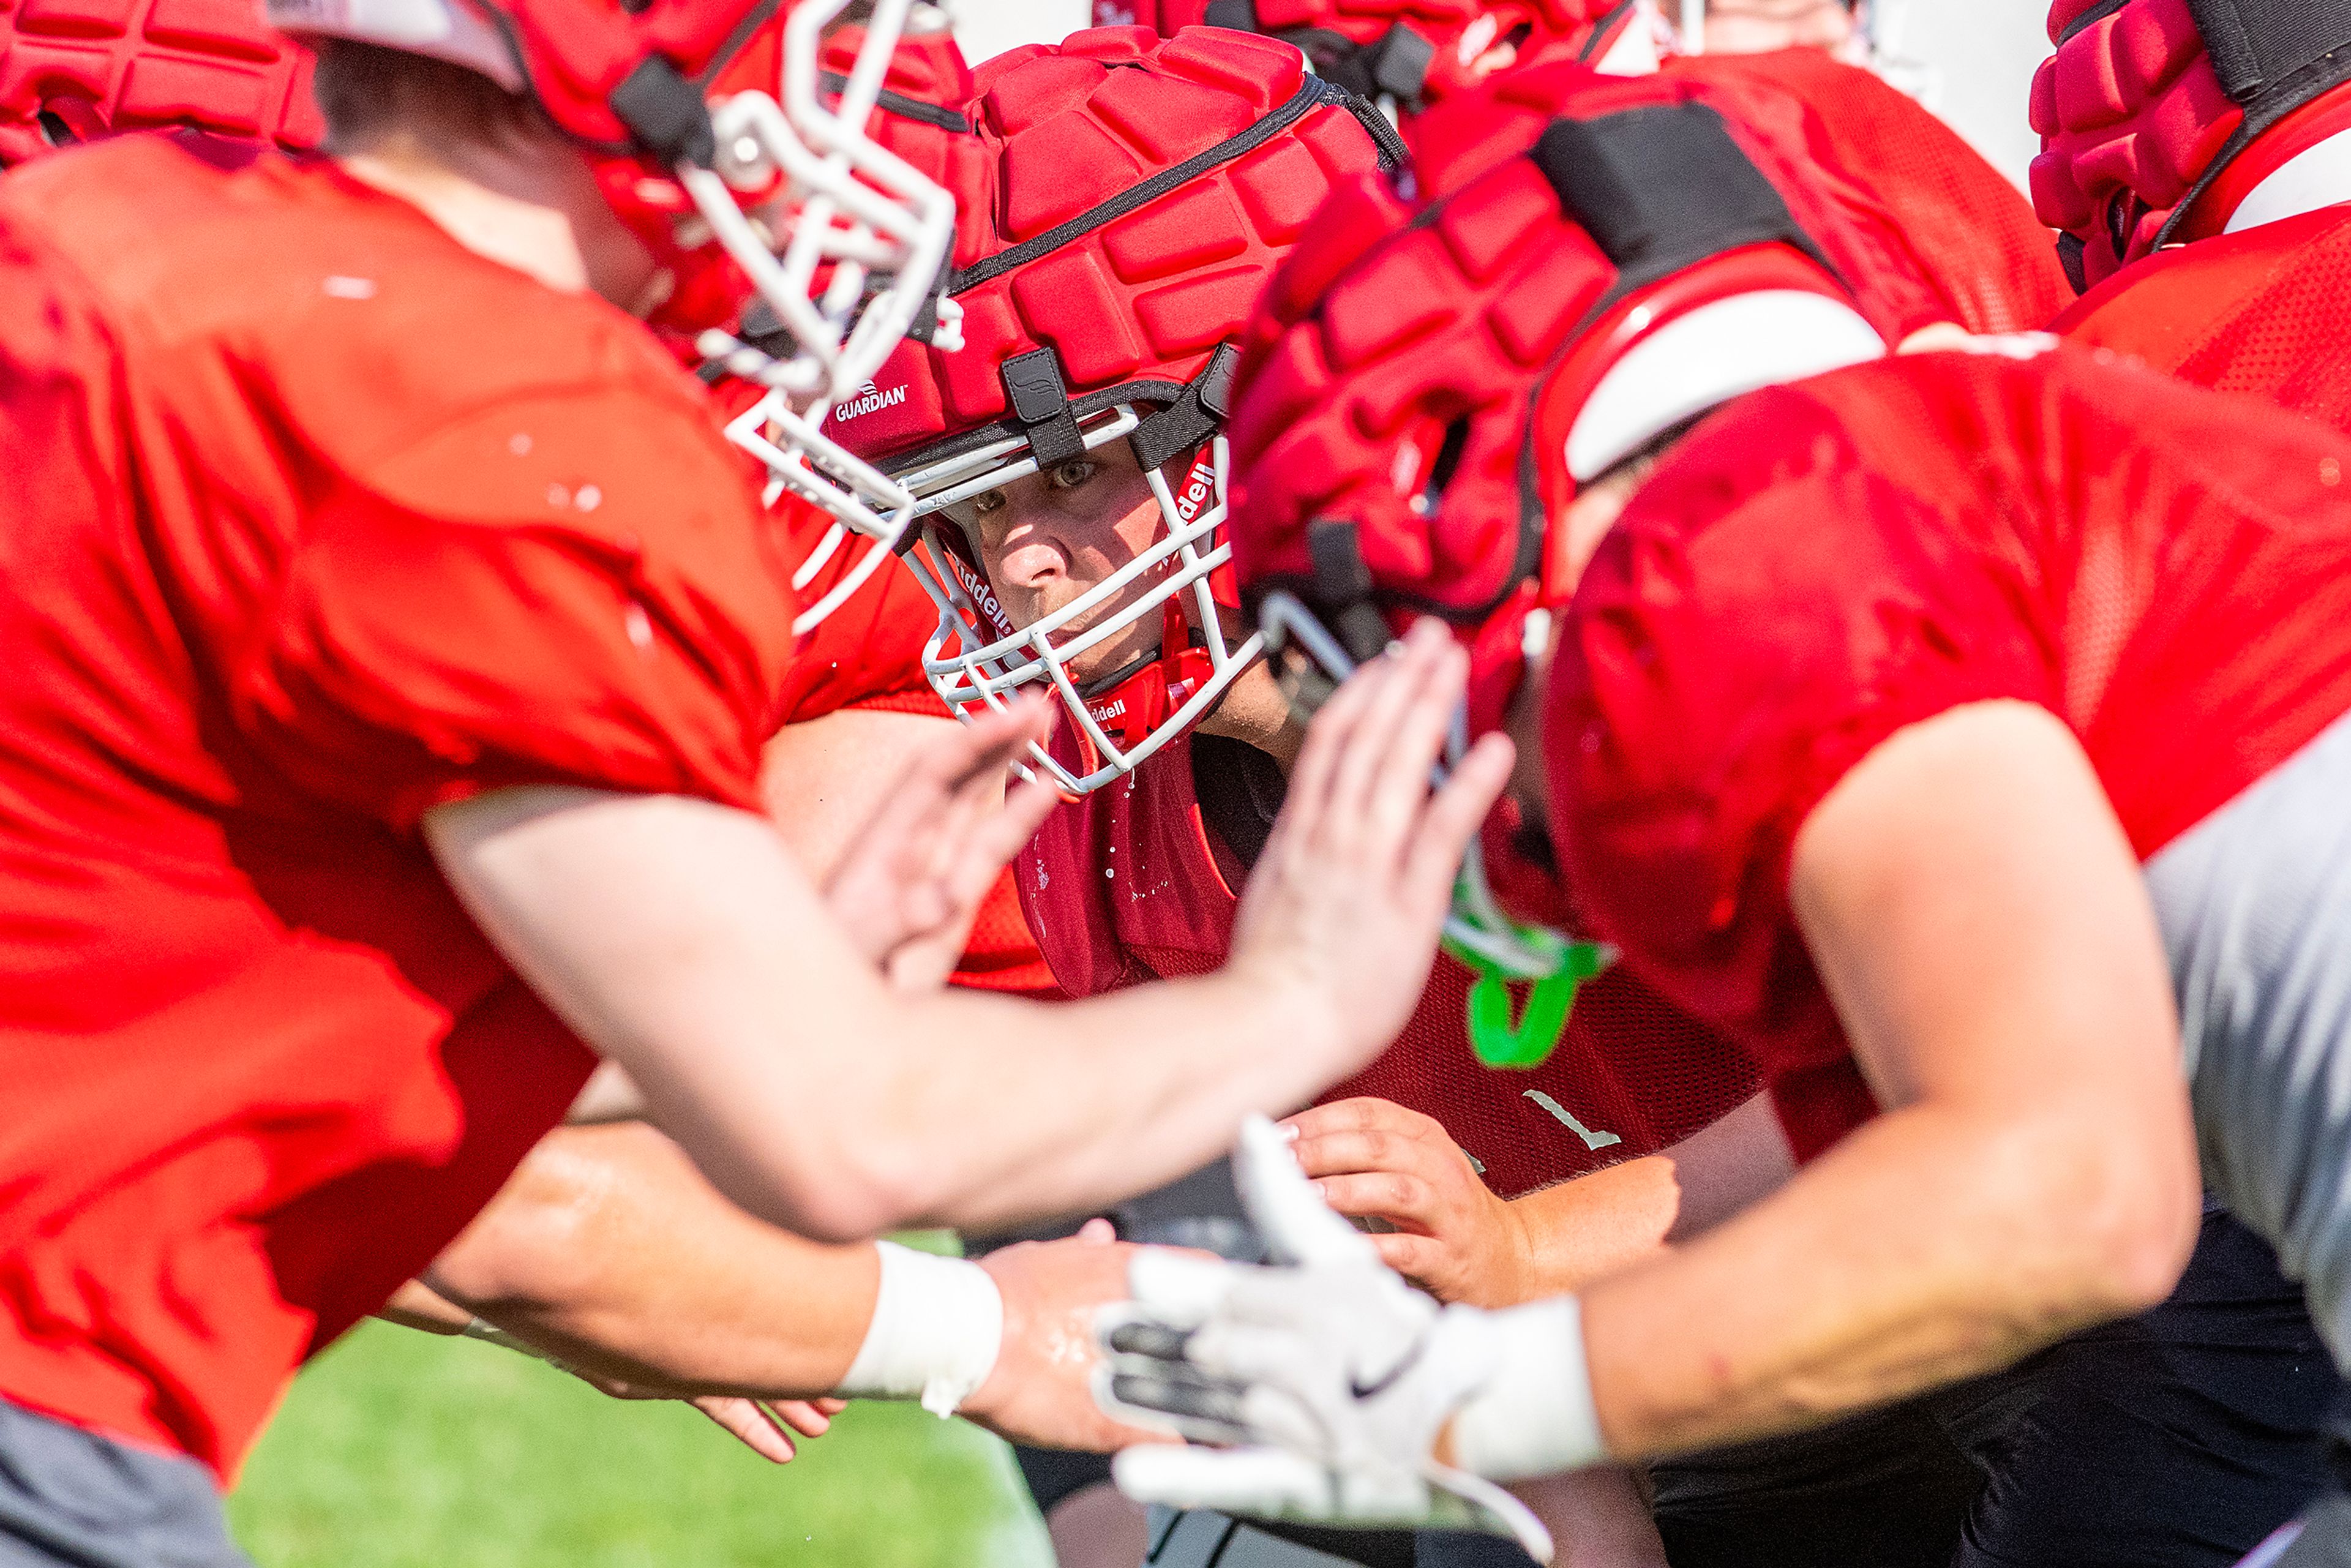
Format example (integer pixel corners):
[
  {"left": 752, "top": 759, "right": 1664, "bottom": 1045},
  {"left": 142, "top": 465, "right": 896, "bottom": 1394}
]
[
  {"left": 1447, "top": 1295, "right": 1608, "bottom": 1482},
  {"left": 834, "top": 1241, "right": 1003, "bottom": 1417}
]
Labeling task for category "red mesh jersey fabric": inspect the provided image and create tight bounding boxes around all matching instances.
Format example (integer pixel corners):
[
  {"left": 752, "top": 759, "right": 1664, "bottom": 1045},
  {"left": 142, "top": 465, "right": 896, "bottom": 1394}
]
[
  {"left": 2028, "top": 0, "right": 2238, "bottom": 287},
  {"left": 1318, "top": 959, "right": 1757, "bottom": 1198},
  {"left": 1094, "top": 0, "right": 1633, "bottom": 110},
  {"left": 830, "top": 26, "right": 1386, "bottom": 468},
  {"left": 0, "top": 0, "right": 321, "bottom": 167},
  {"left": 1226, "top": 62, "right": 1923, "bottom": 623},
  {"left": 2057, "top": 201, "right": 2351, "bottom": 434},
  {"left": 1669, "top": 49, "right": 2073, "bottom": 333},
  {"left": 1016, "top": 720, "right": 1753, "bottom": 1193}
]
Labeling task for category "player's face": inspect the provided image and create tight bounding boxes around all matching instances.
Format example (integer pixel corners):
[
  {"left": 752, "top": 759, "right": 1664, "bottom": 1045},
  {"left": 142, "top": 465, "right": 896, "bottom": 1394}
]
[{"left": 943, "top": 441, "right": 1177, "bottom": 685}]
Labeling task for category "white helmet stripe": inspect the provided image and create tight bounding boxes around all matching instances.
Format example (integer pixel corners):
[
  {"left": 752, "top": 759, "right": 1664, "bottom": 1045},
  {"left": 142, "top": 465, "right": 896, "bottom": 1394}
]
[{"left": 1565, "top": 289, "right": 1885, "bottom": 482}]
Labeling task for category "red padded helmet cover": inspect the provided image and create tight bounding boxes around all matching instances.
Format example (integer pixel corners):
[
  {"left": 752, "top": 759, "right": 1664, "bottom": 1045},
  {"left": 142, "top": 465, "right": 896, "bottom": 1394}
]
[
  {"left": 1224, "top": 64, "right": 1920, "bottom": 626},
  {"left": 830, "top": 26, "right": 1390, "bottom": 470},
  {"left": 1097, "top": 0, "right": 1633, "bottom": 108},
  {"left": 2028, "top": 0, "right": 2238, "bottom": 286},
  {"left": 1, "top": 0, "right": 321, "bottom": 167}
]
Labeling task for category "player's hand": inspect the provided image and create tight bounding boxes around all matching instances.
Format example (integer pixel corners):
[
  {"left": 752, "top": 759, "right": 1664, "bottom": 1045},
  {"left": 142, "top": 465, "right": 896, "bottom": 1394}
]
[
  {"left": 822, "top": 696, "right": 1059, "bottom": 990},
  {"left": 1227, "top": 620, "right": 1513, "bottom": 1079},
  {"left": 963, "top": 1220, "right": 1175, "bottom": 1453},
  {"left": 534, "top": 1357, "right": 847, "bottom": 1464},
  {"left": 1096, "top": 1118, "right": 1553, "bottom": 1561},
  {"left": 1285, "top": 1098, "right": 1531, "bottom": 1308},
  {"left": 681, "top": 1395, "right": 844, "bottom": 1463}
]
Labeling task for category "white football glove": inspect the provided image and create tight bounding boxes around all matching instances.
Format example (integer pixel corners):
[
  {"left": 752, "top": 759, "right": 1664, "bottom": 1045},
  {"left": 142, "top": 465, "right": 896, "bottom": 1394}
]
[{"left": 1095, "top": 1117, "right": 1556, "bottom": 1564}]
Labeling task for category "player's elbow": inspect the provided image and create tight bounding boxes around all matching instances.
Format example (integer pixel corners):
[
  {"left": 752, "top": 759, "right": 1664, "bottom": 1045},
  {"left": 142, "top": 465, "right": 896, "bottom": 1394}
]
[
  {"left": 426, "top": 1127, "right": 621, "bottom": 1311},
  {"left": 1999, "top": 1101, "right": 2200, "bottom": 1327},
  {"left": 743, "top": 1134, "right": 945, "bottom": 1245}
]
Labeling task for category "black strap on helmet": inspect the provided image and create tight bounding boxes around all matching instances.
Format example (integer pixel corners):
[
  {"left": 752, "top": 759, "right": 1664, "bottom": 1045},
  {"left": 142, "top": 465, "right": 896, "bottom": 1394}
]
[
  {"left": 1531, "top": 101, "right": 1838, "bottom": 299},
  {"left": 817, "top": 71, "right": 973, "bottom": 133},
  {"left": 610, "top": 56, "right": 717, "bottom": 165},
  {"left": 1304, "top": 519, "right": 1399, "bottom": 664},
  {"left": 1130, "top": 344, "right": 1241, "bottom": 475},
  {"left": 1001, "top": 348, "right": 1087, "bottom": 468}
]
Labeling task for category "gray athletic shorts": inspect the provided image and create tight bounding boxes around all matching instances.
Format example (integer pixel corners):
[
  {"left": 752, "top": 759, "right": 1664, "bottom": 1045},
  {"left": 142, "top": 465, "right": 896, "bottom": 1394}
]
[{"left": 0, "top": 1399, "right": 250, "bottom": 1568}]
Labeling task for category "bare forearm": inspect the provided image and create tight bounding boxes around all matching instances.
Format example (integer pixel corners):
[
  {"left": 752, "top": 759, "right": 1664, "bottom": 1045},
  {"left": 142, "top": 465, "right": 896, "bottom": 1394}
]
[
  {"left": 1508, "top": 1093, "right": 1793, "bottom": 1300},
  {"left": 377, "top": 1280, "right": 473, "bottom": 1335},
  {"left": 1510, "top": 1158, "right": 1681, "bottom": 1299},
  {"left": 1579, "top": 1099, "right": 2191, "bottom": 1460},
  {"left": 693, "top": 965, "right": 1346, "bottom": 1239},
  {"left": 424, "top": 1123, "right": 880, "bottom": 1397}
]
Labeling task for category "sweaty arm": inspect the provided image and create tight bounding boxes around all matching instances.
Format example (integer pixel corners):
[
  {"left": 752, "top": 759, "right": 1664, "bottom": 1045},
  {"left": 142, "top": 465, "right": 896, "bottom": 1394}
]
[
  {"left": 426, "top": 621, "right": 1511, "bottom": 1244},
  {"left": 1566, "top": 701, "right": 2202, "bottom": 1460},
  {"left": 419, "top": 1120, "right": 1155, "bottom": 1450},
  {"left": 424, "top": 1120, "right": 879, "bottom": 1394}
]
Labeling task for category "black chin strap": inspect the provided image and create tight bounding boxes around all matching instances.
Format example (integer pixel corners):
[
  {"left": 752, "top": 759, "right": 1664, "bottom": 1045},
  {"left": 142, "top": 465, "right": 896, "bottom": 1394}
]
[{"left": 1129, "top": 345, "right": 1240, "bottom": 476}]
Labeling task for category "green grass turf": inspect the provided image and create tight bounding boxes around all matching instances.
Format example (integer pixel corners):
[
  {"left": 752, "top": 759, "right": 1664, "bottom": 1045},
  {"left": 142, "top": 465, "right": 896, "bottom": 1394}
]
[{"left": 226, "top": 1319, "right": 1052, "bottom": 1568}]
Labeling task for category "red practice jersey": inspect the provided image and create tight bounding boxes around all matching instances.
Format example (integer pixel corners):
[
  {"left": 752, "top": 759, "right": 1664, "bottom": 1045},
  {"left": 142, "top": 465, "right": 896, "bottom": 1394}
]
[
  {"left": 1551, "top": 344, "right": 2351, "bottom": 1159},
  {"left": 1659, "top": 49, "right": 2072, "bottom": 335},
  {"left": 2056, "top": 203, "right": 2351, "bottom": 436},
  {"left": 1017, "top": 726, "right": 1755, "bottom": 1197},
  {"left": 0, "top": 140, "right": 798, "bottom": 1477}
]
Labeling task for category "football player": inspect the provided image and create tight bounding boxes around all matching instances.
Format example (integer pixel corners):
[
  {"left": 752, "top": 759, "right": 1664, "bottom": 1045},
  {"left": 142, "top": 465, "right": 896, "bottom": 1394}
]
[
  {"left": 1, "top": 0, "right": 1113, "bottom": 1476},
  {"left": 1323, "top": 59, "right": 2331, "bottom": 1568},
  {"left": 1103, "top": 70, "right": 2351, "bottom": 1568},
  {"left": 0, "top": 1, "right": 1510, "bottom": 1561}
]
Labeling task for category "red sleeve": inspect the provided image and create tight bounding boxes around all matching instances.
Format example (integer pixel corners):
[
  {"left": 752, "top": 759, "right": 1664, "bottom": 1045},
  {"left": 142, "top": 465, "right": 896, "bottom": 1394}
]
[
  {"left": 1549, "top": 383, "right": 2058, "bottom": 1158},
  {"left": 228, "top": 390, "right": 799, "bottom": 827}
]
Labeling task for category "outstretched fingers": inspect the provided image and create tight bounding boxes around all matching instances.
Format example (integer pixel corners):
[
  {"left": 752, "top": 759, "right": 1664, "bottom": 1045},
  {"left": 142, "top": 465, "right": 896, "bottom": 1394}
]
[
  {"left": 1403, "top": 731, "right": 1513, "bottom": 918},
  {"left": 1323, "top": 621, "right": 1463, "bottom": 869}
]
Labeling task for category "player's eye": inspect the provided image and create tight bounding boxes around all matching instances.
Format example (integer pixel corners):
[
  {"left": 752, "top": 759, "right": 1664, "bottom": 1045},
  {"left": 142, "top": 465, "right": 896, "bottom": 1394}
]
[{"left": 1049, "top": 460, "right": 1097, "bottom": 491}]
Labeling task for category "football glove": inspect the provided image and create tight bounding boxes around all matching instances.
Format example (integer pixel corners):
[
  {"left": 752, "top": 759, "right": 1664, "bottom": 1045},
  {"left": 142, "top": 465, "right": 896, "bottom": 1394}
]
[{"left": 1096, "top": 1116, "right": 1556, "bottom": 1563}]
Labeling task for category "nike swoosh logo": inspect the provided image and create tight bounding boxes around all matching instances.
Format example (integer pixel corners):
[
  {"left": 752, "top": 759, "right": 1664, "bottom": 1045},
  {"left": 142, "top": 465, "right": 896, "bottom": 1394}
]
[{"left": 1524, "top": 1090, "right": 1622, "bottom": 1152}]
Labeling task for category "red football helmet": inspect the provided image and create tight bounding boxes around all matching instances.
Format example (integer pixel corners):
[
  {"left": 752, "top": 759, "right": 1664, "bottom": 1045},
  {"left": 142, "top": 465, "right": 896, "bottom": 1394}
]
[
  {"left": 823, "top": 26, "right": 1397, "bottom": 797},
  {"left": 1224, "top": 64, "right": 1905, "bottom": 982},
  {"left": 2030, "top": 0, "right": 2351, "bottom": 288}
]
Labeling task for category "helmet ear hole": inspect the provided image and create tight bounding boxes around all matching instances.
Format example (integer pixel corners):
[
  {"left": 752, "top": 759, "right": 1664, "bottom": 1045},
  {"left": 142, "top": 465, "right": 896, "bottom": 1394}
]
[{"left": 1420, "top": 416, "right": 1473, "bottom": 516}]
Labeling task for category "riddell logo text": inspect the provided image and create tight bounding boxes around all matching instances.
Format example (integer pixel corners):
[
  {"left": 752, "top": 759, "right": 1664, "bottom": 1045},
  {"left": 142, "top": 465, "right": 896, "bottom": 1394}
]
[
  {"left": 833, "top": 382, "right": 909, "bottom": 421},
  {"left": 1172, "top": 461, "right": 1215, "bottom": 523},
  {"left": 946, "top": 552, "right": 1017, "bottom": 639},
  {"left": 1089, "top": 697, "right": 1127, "bottom": 724}
]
